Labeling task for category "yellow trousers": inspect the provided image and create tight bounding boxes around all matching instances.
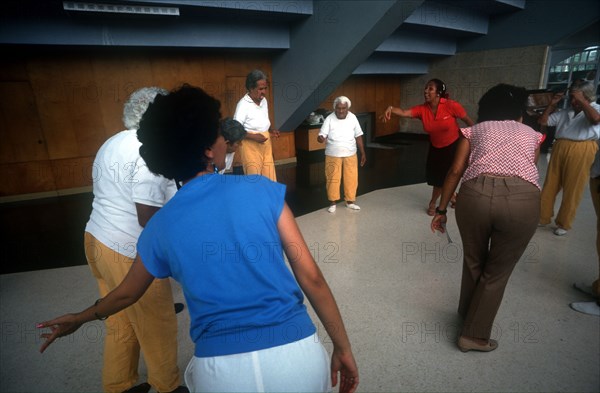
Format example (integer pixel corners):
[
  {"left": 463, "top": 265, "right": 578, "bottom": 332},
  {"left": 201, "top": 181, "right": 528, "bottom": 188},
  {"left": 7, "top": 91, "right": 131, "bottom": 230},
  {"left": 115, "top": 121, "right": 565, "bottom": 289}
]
[
  {"left": 325, "top": 154, "right": 358, "bottom": 202},
  {"left": 540, "top": 139, "right": 598, "bottom": 229},
  {"left": 589, "top": 177, "right": 600, "bottom": 297},
  {"left": 239, "top": 131, "right": 277, "bottom": 181},
  {"left": 84, "top": 233, "right": 180, "bottom": 393}
]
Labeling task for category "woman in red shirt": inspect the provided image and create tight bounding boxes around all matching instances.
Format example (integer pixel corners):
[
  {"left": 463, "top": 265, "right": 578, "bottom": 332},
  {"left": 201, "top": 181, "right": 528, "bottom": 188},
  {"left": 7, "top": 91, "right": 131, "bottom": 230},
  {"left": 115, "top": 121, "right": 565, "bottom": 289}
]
[{"left": 382, "top": 79, "right": 474, "bottom": 215}]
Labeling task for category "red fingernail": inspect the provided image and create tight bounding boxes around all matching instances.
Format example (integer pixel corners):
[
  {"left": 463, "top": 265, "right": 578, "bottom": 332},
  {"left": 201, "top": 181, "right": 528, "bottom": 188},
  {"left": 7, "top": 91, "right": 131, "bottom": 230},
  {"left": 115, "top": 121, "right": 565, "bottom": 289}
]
[{"left": 36, "top": 323, "right": 44, "bottom": 328}]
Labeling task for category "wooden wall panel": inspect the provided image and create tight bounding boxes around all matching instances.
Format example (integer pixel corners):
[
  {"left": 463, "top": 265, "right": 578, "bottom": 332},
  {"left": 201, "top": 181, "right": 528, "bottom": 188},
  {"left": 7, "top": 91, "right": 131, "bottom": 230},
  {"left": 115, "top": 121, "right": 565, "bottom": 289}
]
[
  {"left": 27, "top": 54, "right": 106, "bottom": 160},
  {"left": 272, "top": 132, "right": 295, "bottom": 161},
  {"left": 50, "top": 156, "right": 95, "bottom": 190},
  {"left": 0, "top": 82, "right": 48, "bottom": 164},
  {"left": 0, "top": 50, "right": 406, "bottom": 198},
  {"left": 225, "top": 76, "right": 247, "bottom": 118},
  {"left": 0, "top": 161, "right": 56, "bottom": 196},
  {"left": 316, "top": 75, "right": 403, "bottom": 138},
  {"left": 91, "top": 53, "right": 154, "bottom": 139}
]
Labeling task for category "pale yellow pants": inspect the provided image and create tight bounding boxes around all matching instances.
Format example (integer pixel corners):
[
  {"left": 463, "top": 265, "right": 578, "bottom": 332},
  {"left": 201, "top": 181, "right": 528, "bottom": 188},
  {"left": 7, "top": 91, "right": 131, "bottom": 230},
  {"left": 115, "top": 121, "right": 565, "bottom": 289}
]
[
  {"left": 84, "top": 233, "right": 180, "bottom": 393},
  {"left": 589, "top": 177, "right": 600, "bottom": 297},
  {"left": 239, "top": 131, "right": 277, "bottom": 181},
  {"left": 540, "top": 139, "right": 598, "bottom": 229},
  {"left": 325, "top": 154, "right": 358, "bottom": 203}
]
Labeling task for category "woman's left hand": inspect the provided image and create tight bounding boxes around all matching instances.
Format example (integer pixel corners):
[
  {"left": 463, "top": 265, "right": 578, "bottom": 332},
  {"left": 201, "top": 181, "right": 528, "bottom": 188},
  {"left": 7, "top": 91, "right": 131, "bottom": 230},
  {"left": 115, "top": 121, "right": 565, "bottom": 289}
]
[
  {"left": 331, "top": 349, "right": 359, "bottom": 393},
  {"left": 269, "top": 129, "right": 280, "bottom": 138}
]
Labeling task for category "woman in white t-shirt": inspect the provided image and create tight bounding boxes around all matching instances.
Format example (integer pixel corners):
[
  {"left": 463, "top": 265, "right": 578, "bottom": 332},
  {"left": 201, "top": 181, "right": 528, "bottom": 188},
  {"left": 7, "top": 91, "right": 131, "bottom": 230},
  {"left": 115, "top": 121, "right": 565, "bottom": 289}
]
[
  {"left": 233, "top": 69, "right": 280, "bottom": 181},
  {"left": 318, "top": 96, "right": 367, "bottom": 213}
]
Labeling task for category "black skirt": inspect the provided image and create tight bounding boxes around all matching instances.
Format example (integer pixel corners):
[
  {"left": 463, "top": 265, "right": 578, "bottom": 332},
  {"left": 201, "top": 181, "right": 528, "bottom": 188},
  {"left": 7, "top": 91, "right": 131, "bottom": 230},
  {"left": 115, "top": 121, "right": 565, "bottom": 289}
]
[{"left": 426, "top": 138, "right": 459, "bottom": 187}]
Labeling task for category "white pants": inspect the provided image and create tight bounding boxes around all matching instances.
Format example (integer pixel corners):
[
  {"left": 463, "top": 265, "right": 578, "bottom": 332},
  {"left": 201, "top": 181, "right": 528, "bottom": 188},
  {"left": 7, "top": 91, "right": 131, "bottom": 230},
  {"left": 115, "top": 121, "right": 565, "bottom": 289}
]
[{"left": 184, "top": 334, "right": 331, "bottom": 392}]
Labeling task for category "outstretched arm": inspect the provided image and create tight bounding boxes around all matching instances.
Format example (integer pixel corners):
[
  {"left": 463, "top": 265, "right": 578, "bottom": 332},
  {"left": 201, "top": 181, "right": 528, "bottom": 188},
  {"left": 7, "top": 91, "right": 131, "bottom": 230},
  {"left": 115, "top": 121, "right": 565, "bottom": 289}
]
[
  {"left": 277, "top": 203, "right": 359, "bottom": 393},
  {"left": 380, "top": 105, "right": 412, "bottom": 122},
  {"left": 38, "top": 257, "right": 155, "bottom": 353}
]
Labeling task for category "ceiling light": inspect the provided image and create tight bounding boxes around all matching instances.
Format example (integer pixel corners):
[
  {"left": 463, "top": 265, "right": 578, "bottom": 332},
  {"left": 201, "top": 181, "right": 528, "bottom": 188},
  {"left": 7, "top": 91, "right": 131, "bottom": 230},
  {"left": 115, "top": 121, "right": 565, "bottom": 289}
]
[{"left": 63, "top": 1, "right": 180, "bottom": 16}]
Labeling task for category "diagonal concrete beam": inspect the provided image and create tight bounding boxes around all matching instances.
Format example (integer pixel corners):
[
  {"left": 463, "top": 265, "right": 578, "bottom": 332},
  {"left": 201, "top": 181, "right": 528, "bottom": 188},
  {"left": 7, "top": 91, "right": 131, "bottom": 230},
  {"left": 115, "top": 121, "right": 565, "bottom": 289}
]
[{"left": 271, "top": 0, "right": 424, "bottom": 131}]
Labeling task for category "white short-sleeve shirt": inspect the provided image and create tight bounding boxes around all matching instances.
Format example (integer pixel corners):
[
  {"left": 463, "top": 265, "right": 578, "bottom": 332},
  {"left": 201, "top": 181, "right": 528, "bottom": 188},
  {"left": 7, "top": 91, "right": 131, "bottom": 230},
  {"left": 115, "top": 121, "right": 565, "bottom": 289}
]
[
  {"left": 319, "top": 112, "right": 363, "bottom": 157},
  {"left": 548, "top": 102, "right": 600, "bottom": 141},
  {"left": 233, "top": 94, "right": 270, "bottom": 133},
  {"left": 85, "top": 130, "right": 177, "bottom": 257}
]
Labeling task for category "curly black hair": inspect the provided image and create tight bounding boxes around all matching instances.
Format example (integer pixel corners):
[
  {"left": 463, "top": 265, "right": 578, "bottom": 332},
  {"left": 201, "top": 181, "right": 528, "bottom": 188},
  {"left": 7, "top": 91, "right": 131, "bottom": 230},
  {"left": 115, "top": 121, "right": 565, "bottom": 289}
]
[
  {"left": 137, "top": 84, "right": 222, "bottom": 183},
  {"left": 477, "top": 84, "right": 528, "bottom": 123}
]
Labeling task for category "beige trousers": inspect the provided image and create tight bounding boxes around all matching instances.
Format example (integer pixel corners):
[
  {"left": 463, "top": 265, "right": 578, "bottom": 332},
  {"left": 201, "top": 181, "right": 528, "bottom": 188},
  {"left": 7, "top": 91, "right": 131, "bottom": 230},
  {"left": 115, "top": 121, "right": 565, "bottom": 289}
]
[
  {"left": 84, "top": 233, "right": 180, "bottom": 393},
  {"left": 540, "top": 139, "right": 598, "bottom": 229},
  {"left": 325, "top": 154, "right": 358, "bottom": 202},
  {"left": 239, "top": 131, "right": 277, "bottom": 181},
  {"left": 589, "top": 177, "right": 600, "bottom": 297}
]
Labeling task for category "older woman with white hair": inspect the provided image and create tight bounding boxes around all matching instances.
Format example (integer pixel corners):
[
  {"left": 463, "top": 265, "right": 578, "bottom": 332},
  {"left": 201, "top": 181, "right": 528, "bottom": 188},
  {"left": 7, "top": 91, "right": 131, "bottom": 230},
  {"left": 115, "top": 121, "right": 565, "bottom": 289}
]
[
  {"left": 317, "top": 96, "right": 366, "bottom": 213},
  {"left": 83, "top": 87, "right": 185, "bottom": 393},
  {"left": 539, "top": 79, "right": 600, "bottom": 236}
]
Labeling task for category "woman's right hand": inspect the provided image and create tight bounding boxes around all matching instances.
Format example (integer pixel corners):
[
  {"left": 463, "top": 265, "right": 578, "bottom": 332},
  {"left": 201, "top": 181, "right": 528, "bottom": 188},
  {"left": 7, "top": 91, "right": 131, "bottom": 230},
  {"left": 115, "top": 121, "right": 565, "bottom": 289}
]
[
  {"left": 431, "top": 213, "right": 448, "bottom": 233},
  {"left": 38, "top": 313, "right": 84, "bottom": 353},
  {"left": 379, "top": 106, "right": 393, "bottom": 123},
  {"left": 331, "top": 348, "right": 359, "bottom": 393},
  {"left": 248, "top": 133, "right": 268, "bottom": 143}
]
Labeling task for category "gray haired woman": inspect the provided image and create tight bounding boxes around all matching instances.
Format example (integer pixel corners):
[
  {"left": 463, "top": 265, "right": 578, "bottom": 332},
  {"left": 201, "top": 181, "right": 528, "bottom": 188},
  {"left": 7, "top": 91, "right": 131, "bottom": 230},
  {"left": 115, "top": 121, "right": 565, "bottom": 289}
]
[
  {"left": 233, "top": 69, "right": 280, "bottom": 181},
  {"left": 539, "top": 79, "right": 600, "bottom": 236}
]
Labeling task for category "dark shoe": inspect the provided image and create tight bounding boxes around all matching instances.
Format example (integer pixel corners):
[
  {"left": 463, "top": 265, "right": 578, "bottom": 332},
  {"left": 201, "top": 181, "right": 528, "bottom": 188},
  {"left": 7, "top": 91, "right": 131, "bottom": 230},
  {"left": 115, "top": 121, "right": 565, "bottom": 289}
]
[
  {"left": 161, "top": 386, "right": 190, "bottom": 393},
  {"left": 122, "top": 383, "right": 151, "bottom": 393},
  {"left": 457, "top": 336, "right": 498, "bottom": 352},
  {"left": 174, "top": 303, "right": 185, "bottom": 314}
]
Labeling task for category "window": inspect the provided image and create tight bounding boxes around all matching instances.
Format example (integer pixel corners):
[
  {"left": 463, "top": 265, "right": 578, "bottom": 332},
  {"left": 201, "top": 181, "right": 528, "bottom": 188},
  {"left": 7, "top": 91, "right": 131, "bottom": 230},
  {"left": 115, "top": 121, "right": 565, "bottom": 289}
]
[{"left": 547, "top": 46, "right": 599, "bottom": 94}]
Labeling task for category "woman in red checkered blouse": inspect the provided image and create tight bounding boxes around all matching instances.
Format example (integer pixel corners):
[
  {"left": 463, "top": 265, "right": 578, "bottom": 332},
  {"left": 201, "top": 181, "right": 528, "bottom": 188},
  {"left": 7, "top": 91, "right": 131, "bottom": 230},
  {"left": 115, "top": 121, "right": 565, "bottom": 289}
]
[{"left": 431, "top": 84, "right": 545, "bottom": 353}]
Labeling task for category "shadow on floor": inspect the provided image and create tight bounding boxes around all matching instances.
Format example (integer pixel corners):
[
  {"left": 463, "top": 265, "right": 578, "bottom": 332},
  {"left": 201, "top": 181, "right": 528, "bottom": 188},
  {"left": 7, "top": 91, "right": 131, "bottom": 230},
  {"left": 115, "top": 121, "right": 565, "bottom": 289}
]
[{"left": 0, "top": 134, "right": 429, "bottom": 274}]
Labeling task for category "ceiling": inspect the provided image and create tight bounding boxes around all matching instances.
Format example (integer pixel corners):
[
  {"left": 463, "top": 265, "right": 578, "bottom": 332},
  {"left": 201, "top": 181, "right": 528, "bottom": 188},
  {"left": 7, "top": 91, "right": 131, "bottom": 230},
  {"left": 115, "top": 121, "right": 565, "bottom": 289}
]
[{"left": 1, "top": 0, "right": 598, "bottom": 129}]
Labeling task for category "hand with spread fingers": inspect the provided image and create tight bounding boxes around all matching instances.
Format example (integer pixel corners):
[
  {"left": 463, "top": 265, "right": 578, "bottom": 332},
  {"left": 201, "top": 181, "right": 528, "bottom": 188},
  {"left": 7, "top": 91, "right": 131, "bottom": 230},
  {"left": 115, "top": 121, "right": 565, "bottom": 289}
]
[{"left": 37, "top": 314, "right": 84, "bottom": 353}]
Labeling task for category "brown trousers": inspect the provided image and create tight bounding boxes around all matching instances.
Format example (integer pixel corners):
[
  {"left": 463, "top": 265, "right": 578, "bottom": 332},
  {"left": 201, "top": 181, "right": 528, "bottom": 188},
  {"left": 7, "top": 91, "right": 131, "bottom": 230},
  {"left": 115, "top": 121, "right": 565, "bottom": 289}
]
[{"left": 455, "top": 176, "right": 540, "bottom": 340}]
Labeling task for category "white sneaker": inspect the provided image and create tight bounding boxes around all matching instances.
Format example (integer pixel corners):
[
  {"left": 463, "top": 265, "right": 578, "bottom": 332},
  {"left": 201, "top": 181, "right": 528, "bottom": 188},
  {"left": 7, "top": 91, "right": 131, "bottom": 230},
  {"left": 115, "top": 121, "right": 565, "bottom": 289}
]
[
  {"left": 346, "top": 203, "right": 360, "bottom": 210},
  {"left": 327, "top": 205, "right": 336, "bottom": 213},
  {"left": 569, "top": 301, "right": 600, "bottom": 316},
  {"left": 554, "top": 227, "right": 568, "bottom": 236}
]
